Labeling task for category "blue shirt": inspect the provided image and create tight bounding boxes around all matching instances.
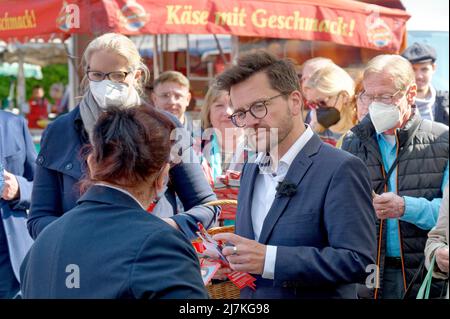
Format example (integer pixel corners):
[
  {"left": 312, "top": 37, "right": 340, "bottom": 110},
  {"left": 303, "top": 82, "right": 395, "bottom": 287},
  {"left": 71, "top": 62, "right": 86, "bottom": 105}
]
[{"left": 377, "top": 133, "right": 449, "bottom": 257}]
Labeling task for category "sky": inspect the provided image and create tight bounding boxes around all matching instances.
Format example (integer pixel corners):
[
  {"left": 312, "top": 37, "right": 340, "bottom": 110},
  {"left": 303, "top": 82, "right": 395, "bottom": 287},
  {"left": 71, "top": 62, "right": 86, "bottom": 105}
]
[{"left": 402, "top": 0, "right": 449, "bottom": 31}]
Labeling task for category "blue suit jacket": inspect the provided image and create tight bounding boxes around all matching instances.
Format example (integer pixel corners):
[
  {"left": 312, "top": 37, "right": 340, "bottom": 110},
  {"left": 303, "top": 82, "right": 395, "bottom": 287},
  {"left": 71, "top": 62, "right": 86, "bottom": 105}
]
[
  {"left": 236, "top": 134, "right": 377, "bottom": 299},
  {"left": 20, "top": 185, "right": 208, "bottom": 299},
  {"left": 0, "top": 111, "right": 35, "bottom": 287},
  {"left": 27, "top": 106, "right": 218, "bottom": 240}
]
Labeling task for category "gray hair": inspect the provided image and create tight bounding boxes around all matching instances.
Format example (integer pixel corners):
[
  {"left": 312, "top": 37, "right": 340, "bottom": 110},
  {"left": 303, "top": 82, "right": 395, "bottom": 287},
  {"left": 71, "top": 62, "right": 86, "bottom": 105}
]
[{"left": 363, "top": 54, "right": 415, "bottom": 91}]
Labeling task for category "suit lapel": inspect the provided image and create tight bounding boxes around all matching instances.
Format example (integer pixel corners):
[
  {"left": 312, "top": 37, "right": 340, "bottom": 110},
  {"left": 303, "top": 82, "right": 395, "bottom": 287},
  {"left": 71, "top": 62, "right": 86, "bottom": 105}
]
[
  {"left": 258, "top": 134, "right": 321, "bottom": 244},
  {"left": 236, "top": 163, "right": 258, "bottom": 240}
]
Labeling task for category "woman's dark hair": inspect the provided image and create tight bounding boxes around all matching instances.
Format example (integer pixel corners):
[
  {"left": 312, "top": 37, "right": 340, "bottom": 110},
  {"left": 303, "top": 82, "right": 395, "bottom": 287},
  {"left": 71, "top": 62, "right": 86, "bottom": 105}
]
[{"left": 81, "top": 106, "right": 175, "bottom": 191}]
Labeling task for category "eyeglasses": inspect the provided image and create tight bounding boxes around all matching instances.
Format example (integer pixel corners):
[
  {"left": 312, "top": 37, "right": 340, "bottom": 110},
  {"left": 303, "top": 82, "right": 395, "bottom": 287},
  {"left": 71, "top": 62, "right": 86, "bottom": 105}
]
[
  {"left": 307, "top": 91, "right": 342, "bottom": 109},
  {"left": 86, "top": 70, "right": 132, "bottom": 83},
  {"left": 358, "top": 89, "right": 405, "bottom": 105},
  {"left": 229, "top": 93, "right": 288, "bottom": 128},
  {"left": 307, "top": 99, "right": 330, "bottom": 109},
  {"left": 155, "top": 92, "right": 188, "bottom": 102}
]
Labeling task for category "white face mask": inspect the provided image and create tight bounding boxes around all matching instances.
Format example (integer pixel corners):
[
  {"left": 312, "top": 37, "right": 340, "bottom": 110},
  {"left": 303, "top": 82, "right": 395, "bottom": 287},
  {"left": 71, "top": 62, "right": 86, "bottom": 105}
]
[
  {"left": 89, "top": 80, "right": 138, "bottom": 109},
  {"left": 369, "top": 101, "right": 401, "bottom": 134}
]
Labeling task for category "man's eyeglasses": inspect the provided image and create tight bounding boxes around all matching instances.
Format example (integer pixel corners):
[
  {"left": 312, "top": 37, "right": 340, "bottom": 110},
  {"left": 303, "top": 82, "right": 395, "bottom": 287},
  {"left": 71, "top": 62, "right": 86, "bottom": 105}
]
[
  {"left": 155, "top": 92, "right": 187, "bottom": 101},
  {"left": 86, "top": 70, "right": 132, "bottom": 83},
  {"left": 358, "top": 89, "right": 405, "bottom": 105},
  {"left": 229, "top": 93, "right": 288, "bottom": 128}
]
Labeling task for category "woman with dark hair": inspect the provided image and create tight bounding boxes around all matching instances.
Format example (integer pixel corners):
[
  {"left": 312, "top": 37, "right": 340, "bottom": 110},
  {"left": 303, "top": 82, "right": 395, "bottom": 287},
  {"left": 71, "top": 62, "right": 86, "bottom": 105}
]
[{"left": 20, "top": 106, "right": 208, "bottom": 299}]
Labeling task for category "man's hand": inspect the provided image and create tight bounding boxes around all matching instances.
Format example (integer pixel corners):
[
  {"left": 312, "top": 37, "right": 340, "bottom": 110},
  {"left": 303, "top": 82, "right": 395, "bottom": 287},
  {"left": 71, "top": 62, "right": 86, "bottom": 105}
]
[
  {"left": 373, "top": 192, "right": 405, "bottom": 219},
  {"left": 213, "top": 232, "right": 266, "bottom": 275},
  {"left": 162, "top": 217, "right": 180, "bottom": 231},
  {"left": 435, "top": 246, "right": 449, "bottom": 273},
  {"left": 2, "top": 170, "right": 20, "bottom": 200}
]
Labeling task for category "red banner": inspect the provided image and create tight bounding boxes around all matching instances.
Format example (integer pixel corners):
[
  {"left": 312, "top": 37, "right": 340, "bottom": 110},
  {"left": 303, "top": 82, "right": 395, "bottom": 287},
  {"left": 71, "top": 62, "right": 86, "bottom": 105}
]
[{"left": 0, "top": 0, "right": 410, "bottom": 52}]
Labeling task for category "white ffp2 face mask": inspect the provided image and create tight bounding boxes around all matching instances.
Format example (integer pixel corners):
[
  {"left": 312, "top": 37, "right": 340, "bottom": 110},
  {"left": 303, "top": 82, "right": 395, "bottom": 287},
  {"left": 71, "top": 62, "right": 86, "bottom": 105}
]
[
  {"left": 89, "top": 80, "right": 135, "bottom": 109},
  {"left": 369, "top": 101, "right": 401, "bottom": 134}
]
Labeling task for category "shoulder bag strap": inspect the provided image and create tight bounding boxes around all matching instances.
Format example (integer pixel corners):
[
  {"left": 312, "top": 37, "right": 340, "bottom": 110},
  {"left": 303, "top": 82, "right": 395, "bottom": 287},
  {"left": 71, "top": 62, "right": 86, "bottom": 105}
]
[{"left": 375, "top": 121, "right": 422, "bottom": 194}]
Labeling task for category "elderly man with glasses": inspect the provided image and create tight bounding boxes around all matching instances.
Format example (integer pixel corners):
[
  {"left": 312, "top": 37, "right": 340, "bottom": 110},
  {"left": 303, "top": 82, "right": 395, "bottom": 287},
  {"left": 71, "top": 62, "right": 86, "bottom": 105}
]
[
  {"left": 342, "top": 54, "right": 449, "bottom": 299},
  {"left": 211, "top": 51, "right": 377, "bottom": 299}
]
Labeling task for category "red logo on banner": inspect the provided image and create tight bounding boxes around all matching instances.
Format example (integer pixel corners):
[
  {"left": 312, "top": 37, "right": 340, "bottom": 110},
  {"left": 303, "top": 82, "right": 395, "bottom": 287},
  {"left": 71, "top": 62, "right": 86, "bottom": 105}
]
[{"left": 118, "top": 0, "right": 150, "bottom": 32}]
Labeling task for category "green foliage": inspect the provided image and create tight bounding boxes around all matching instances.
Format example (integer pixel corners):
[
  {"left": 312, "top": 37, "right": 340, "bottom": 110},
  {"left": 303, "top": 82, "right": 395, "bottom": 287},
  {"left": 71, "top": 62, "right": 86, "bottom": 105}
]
[
  {"left": 0, "top": 76, "right": 13, "bottom": 105},
  {"left": 0, "top": 63, "right": 68, "bottom": 106}
]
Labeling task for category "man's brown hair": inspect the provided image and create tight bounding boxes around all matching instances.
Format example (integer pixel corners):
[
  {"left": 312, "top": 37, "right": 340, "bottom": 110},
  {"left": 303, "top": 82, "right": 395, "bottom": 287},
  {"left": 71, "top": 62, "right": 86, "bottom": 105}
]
[
  {"left": 153, "top": 71, "right": 190, "bottom": 90},
  {"left": 216, "top": 50, "right": 299, "bottom": 94}
]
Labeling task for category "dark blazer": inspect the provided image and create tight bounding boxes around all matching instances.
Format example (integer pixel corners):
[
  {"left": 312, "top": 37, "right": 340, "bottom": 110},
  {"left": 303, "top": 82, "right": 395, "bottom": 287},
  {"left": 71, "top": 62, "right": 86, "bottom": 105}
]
[
  {"left": 20, "top": 185, "right": 208, "bottom": 299},
  {"left": 0, "top": 110, "right": 36, "bottom": 298},
  {"left": 236, "top": 134, "right": 377, "bottom": 299},
  {"left": 27, "top": 106, "right": 218, "bottom": 240}
]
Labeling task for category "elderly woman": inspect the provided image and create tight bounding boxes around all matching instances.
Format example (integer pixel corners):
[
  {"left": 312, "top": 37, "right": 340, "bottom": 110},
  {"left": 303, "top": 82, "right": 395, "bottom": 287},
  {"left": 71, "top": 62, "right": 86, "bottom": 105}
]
[
  {"left": 200, "top": 84, "right": 245, "bottom": 183},
  {"left": 303, "top": 64, "right": 357, "bottom": 147},
  {"left": 299, "top": 57, "right": 334, "bottom": 93},
  {"left": 424, "top": 184, "right": 449, "bottom": 299},
  {"left": 20, "top": 107, "right": 208, "bottom": 299},
  {"left": 199, "top": 84, "right": 246, "bottom": 226}
]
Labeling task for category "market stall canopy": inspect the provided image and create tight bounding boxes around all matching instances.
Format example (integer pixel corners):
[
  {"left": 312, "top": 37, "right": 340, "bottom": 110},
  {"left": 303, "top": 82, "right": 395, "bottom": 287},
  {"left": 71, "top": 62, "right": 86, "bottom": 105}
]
[
  {"left": 0, "top": 0, "right": 410, "bottom": 52},
  {"left": 0, "top": 62, "right": 43, "bottom": 78},
  {"left": 0, "top": 42, "right": 68, "bottom": 66}
]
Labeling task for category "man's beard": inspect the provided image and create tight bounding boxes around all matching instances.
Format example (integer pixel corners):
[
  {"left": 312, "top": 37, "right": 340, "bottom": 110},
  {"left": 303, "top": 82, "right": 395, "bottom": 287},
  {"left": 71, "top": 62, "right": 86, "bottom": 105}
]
[{"left": 244, "top": 118, "right": 293, "bottom": 155}]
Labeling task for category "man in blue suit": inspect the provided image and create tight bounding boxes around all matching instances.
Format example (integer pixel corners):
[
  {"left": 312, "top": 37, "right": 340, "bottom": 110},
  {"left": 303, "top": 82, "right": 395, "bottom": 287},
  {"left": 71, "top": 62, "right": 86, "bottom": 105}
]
[
  {"left": 213, "top": 52, "right": 377, "bottom": 299},
  {"left": 0, "top": 110, "right": 36, "bottom": 298}
]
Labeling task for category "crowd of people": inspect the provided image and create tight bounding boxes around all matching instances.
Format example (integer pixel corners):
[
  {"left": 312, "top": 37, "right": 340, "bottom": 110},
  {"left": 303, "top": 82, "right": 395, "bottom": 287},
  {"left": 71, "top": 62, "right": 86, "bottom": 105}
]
[{"left": 0, "top": 33, "right": 448, "bottom": 299}]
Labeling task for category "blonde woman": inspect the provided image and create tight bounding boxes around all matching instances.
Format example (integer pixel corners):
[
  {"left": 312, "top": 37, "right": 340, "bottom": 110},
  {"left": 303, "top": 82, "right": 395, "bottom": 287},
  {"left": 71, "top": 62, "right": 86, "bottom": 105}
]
[
  {"left": 299, "top": 57, "right": 335, "bottom": 119},
  {"left": 303, "top": 64, "right": 357, "bottom": 146},
  {"left": 28, "top": 33, "right": 219, "bottom": 240}
]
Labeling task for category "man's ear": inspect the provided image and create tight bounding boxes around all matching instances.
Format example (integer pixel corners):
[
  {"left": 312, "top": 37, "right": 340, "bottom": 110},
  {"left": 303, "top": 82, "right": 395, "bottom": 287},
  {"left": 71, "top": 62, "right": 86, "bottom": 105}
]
[
  {"left": 407, "top": 83, "right": 417, "bottom": 104},
  {"left": 289, "top": 90, "right": 303, "bottom": 116},
  {"left": 134, "top": 69, "right": 142, "bottom": 81},
  {"left": 186, "top": 91, "right": 192, "bottom": 104}
]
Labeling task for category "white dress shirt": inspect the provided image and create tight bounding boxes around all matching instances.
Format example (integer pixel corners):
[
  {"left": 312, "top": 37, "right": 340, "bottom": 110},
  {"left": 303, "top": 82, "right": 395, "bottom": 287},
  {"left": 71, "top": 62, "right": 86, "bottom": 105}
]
[{"left": 251, "top": 125, "right": 314, "bottom": 279}]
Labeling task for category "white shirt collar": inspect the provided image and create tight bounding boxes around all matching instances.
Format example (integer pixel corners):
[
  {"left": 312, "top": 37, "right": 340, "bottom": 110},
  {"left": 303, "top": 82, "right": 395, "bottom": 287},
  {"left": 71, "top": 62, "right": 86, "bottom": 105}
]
[
  {"left": 256, "top": 125, "right": 314, "bottom": 176},
  {"left": 94, "top": 183, "right": 147, "bottom": 211}
]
